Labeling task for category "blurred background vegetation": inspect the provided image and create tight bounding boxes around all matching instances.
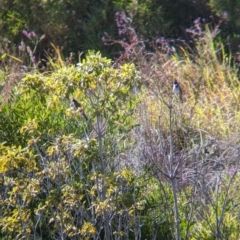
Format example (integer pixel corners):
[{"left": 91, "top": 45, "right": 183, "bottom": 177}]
[
  {"left": 0, "top": 0, "right": 240, "bottom": 58},
  {"left": 1, "top": 0, "right": 240, "bottom": 239}
]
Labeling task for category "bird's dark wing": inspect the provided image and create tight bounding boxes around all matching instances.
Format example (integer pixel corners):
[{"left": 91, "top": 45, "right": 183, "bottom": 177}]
[
  {"left": 72, "top": 98, "right": 88, "bottom": 121},
  {"left": 72, "top": 98, "right": 81, "bottom": 108}
]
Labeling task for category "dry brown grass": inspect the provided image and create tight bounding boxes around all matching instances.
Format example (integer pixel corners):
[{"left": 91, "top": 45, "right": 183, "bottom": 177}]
[
  {"left": 140, "top": 32, "right": 240, "bottom": 142},
  {"left": 0, "top": 64, "right": 25, "bottom": 103}
]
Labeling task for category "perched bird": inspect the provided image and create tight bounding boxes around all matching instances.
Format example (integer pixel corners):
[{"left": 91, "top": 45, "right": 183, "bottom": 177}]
[
  {"left": 72, "top": 98, "right": 88, "bottom": 121},
  {"left": 173, "top": 80, "right": 183, "bottom": 103}
]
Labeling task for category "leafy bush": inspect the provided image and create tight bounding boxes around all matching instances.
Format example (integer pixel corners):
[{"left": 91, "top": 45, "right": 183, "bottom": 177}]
[
  {"left": 0, "top": 51, "right": 146, "bottom": 239},
  {"left": 1, "top": 3, "right": 240, "bottom": 239}
]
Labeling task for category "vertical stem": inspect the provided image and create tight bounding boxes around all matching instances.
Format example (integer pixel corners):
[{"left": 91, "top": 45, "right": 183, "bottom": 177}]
[
  {"left": 171, "top": 178, "right": 181, "bottom": 240},
  {"left": 97, "top": 115, "right": 105, "bottom": 178},
  {"left": 169, "top": 105, "right": 174, "bottom": 177},
  {"left": 96, "top": 114, "right": 111, "bottom": 240},
  {"left": 169, "top": 105, "right": 181, "bottom": 240}
]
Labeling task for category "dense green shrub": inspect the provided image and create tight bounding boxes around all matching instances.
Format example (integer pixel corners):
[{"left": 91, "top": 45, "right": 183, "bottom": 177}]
[{"left": 0, "top": 51, "right": 157, "bottom": 239}]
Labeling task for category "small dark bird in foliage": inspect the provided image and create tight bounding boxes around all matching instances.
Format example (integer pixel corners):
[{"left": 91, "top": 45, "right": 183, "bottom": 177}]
[
  {"left": 72, "top": 98, "right": 88, "bottom": 121},
  {"left": 173, "top": 80, "right": 183, "bottom": 103}
]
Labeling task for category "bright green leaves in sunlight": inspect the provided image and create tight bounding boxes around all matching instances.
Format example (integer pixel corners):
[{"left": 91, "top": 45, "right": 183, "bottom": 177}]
[
  {"left": 0, "top": 144, "right": 37, "bottom": 174},
  {"left": 75, "top": 51, "right": 141, "bottom": 132},
  {"left": 0, "top": 51, "right": 143, "bottom": 239},
  {"left": 0, "top": 51, "right": 141, "bottom": 146}
]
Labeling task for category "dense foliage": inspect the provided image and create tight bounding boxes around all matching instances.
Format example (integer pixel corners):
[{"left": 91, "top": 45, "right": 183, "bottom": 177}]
[
  {"left": 0, "top": 0, "right": 239, "bottom": 58},
  {"left": 1, "top": 1, "right": 240, "bottom": 240},
  {"left": 0, "top": 52, "right": 145, "bottom": 239}
]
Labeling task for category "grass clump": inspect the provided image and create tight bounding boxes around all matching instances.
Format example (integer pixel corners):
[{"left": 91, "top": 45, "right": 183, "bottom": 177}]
[{"left": 142, "top": 28, "right": 240, "bottom": 142}]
